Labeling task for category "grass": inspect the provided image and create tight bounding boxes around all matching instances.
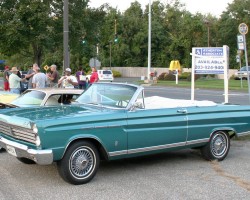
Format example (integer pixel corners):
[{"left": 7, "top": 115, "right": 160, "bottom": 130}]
[{"left": 154, "top": 79, "right": 249, "bottom": 91}]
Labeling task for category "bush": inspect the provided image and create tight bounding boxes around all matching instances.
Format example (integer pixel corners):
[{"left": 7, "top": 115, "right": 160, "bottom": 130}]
[
  {"left": 112, "top": 70, "right": 122, "bottom": 77},
  {"left": 158, "top": 72, "right": 175, "bottom": 81},
  {"left": 158, "top": 72, "right": 167, "bottom": 80},
  {"left": 187, "top": 74, "right": 202, "bottom": 81},
  {"left": 179, "top": 72, "right": 190, "bottom": 80}
]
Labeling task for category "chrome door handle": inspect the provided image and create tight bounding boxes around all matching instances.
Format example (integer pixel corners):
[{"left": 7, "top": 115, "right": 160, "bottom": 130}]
[{"left": 177, "top": 109, "right": 187, "bottom": 114}]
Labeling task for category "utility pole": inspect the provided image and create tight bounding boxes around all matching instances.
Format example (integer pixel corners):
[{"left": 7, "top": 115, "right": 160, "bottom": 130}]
[
  {"left": 63, "top": 0, "right": 69, "bottom": 72},
  {"left": 109, "top": 41, "right": 112, "bottom": 69}
]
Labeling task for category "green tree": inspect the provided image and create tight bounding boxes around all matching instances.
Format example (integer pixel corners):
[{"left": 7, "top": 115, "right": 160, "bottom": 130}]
[
  {"left": 0, "top": 0, "right": 60, "bottom": 66},
  {"left": 218, "top": 0, "right": 250, "bottom": 68}
]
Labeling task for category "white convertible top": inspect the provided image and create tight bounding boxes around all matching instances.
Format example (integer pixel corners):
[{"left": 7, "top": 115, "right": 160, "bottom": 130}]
[{"left": 143, "top": 96, "right": 217, "bottom": 109}]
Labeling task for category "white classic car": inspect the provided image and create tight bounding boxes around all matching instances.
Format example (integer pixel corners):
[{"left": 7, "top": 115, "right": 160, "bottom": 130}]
[{"left": 0, "top": 88, "right": 83, "bottom": 109}]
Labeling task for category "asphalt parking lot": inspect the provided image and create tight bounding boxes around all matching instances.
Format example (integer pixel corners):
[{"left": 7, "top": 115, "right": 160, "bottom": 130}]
[{"left": 0, "top": 138, "right": 250, "bottom": 200}]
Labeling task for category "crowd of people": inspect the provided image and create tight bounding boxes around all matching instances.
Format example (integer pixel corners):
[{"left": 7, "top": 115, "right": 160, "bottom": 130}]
[{"left": 2, "top": 63, "right": 99, "bottom": 94}]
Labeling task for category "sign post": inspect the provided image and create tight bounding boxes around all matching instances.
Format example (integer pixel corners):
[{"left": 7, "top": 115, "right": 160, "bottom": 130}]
[
  {"left": 238, "top": 23, "right": 250, "bottom": 103},
  {"left": 191, "top": 46, "right": 229, "bottom": 103}
]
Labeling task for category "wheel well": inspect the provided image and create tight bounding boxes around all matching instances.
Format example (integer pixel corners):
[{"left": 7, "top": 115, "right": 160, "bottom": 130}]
[
  {"left": 67, "top": 138, "right": 109, "bottom": 161},
  {"left": 212, "top": 130, "right": 235, "bottom": 139}
]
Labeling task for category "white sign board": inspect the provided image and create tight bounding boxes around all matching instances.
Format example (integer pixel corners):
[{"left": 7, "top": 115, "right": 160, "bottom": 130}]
[
  {"left": 191, "top": 46, "right": 229, "bottom": 103},
  {"left": 193, "top": 48, "right": 225, "bottom": 74},
  {"left": 237, "top": 34, "right": 245, "bottom": 50}
]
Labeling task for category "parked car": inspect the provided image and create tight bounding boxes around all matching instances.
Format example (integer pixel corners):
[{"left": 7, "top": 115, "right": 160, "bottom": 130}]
[
  {"left": 0, "top": 91, "right": 19, "bottom": 104},
  {"left": 0, "top": 82, "right": 250, "bottom": 185},
  {"left": 86, "top": 70, "right": 114, "bottom": 82},
  {"left": 97, "top": 69, "right": 114, "bottom": 81},
  {"left": 234, "top": 66, "right": 250, "bottom": 80},
  {"left": 0, "top": 88, "right": 83, "bottom": 109}
]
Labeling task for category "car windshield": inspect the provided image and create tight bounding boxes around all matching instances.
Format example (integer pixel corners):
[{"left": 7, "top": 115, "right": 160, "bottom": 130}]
[
  {"left": 11, "top": 90, "right": 46, "bottom": 106},
  {"left": 76, "top": 83, "right": 137, "bottom": 108}
]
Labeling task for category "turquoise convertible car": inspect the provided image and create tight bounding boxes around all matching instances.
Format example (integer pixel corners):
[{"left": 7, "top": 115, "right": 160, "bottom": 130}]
[{"left": 0, "top": 82, "right": 250, "bottom": 185}]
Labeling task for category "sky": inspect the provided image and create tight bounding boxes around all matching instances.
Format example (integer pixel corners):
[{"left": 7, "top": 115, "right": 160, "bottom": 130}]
[{"left": 88, "top": 0, "right": 234, "bottom": 16}]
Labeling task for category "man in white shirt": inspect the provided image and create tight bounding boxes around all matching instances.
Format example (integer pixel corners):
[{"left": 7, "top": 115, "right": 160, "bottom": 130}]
[
  {"left": 58, "top": 68, "right": 78, "bottom": 88},
  {"left": 32, "top": 65, "right": 47, "bottom": 88},
  {"left": 9, "top": 67, "right": 26, "bottom": 94}
]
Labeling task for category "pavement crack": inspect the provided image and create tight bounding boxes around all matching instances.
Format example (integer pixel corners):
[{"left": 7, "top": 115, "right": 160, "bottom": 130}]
[{"left": 211, "top": 161, "right": 250, "bottom": 192}]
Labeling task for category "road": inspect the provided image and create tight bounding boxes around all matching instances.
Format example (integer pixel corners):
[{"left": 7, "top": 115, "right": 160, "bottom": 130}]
[
  {"left": 144, "top": 86, "right": 249, "bottom": 105},
  {"left": 1, "top": 140, "right": 250, "bottom": 199},
  {"left": 115, "top": 77, "right": 249, "bottom": 105}
]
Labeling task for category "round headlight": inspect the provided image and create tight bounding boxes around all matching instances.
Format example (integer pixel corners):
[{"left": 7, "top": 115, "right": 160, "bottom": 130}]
[{"left": 35, "top": 135, "right": 41, "bottom": 146}]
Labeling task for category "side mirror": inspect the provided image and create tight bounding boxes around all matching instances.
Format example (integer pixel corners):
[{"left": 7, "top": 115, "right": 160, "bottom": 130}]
[{"left": 130, "top": 101, "right": 144, "bottom": 111}]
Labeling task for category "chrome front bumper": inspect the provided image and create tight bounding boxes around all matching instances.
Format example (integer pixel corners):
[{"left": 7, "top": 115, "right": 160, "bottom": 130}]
[{"left": 0, "top": 136, "right": 53, "bottom": 165}]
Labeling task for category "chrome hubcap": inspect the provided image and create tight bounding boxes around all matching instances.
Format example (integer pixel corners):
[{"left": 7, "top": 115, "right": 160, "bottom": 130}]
[
  {"left": 70, "top": 147, "right": 94, "bottom": 178},
  {"left": 211, "top": 133, "right": 228, "bottom": 158}
]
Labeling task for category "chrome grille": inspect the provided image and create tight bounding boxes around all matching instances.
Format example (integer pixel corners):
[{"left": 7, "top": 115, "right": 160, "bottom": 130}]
[{"left": 0, "top": 121, "right": 36, "bottom": 144}]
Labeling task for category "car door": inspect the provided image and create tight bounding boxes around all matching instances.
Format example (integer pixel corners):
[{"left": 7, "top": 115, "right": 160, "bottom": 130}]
[{"left": 126, "top": 107, "right": 188, "bottom": 155}]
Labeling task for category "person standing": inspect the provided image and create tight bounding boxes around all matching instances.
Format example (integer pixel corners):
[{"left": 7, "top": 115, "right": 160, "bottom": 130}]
[
  {"left": 3, "top": 66, "right": 10, "bottom": 91},
  {"left": 58, "top": 68, "right": 78, "bottom": 88},
  {"left": 89, "top": 67, "right": 99, "bottom": 84},
  {"left": 76, "top": 66, "right": 86, "bottom": 89},
  {"left": 47, "top": 64, "right": 60, "bottom": 87},
  {"left": 25, "top": 64, "right": 37, "bottom": 89},
  {"left": 32, "top": 66, "right": 47, "bottom": 88},
  {"left": 9, "top": 67, "right": 26, "bottom": 94}
]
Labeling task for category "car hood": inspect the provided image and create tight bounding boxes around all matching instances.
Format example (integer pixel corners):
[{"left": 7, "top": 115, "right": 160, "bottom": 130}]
[{"left": 0, "top": 105, "right": 116, "bottom": 128}]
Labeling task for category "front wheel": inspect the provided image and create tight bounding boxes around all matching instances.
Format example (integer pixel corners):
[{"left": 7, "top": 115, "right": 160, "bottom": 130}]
[
  {"left": 0, "top": 146, "right": 5, "bottom": 152},
  {"left": 201, "top": 131, "right": 230, "bottom": 161},
  {"left": 57, "top": 141, "right": 100, "bottom": 185}
]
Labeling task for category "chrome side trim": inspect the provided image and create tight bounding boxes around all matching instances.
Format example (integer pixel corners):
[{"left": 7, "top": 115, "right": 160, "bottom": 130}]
[
  {"left": 237, "top": 131, "right": 250, "bottom": 137},
  {"left": 186, "top": 138, "right": 209, "bottom": 145},
  {"left": 80, "top": 125, "right": 121, "bottom": 130},
  {"left": 109, "top": 138, "right": 209, "bottom": 157},
  {"left": 128, "top": 142, "right": 186, "bottom": 154},
  {"left": 109, "top": 150, "right": 128, "bottom": 157}
]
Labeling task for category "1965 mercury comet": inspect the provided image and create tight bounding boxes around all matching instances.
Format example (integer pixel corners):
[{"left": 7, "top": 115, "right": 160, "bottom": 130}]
[{"left": 0, "top": 82, "right": 250, "bottom": 185}]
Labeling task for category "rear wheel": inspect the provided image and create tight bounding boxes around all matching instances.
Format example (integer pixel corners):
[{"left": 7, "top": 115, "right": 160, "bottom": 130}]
[
  {"left": 201, "top": 131, "right": 230, "bottom": 161},
  {"left": 57, "top": 141, "right": 100, "bottom": 185}
]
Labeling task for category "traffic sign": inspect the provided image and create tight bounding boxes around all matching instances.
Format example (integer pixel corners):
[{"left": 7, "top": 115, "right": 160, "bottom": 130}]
[
  {"left": 239, "top": 23, "right": 248, "bottom": 35},
  {"left": 44, "top": 65, "right": 49, "bottom": 71},
  {"left": 237, "top": 34, "right": 245, "bottom": 50}
]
